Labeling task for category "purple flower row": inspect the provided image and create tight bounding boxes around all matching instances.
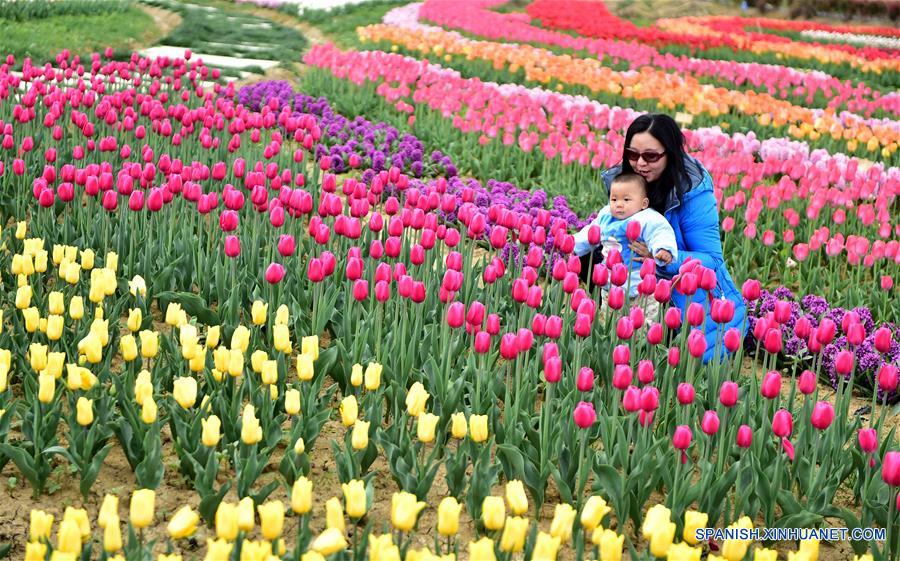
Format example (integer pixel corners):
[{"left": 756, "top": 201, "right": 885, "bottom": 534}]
[{"left": 746, "top": 286, "right": 899, "bottom": 403}]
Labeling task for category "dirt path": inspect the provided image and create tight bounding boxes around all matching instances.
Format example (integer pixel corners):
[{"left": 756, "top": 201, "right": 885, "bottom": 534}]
[{"left": 136, "top": 3, "right": 183, "bottom": 41}]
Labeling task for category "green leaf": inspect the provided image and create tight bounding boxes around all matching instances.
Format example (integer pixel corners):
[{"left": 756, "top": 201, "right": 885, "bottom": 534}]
[
  {"left": 497, "top": 443, "right": 526, "bottom": 482},
  {"left": 156, "top": 291, "right": 220, "bottom": 325}
]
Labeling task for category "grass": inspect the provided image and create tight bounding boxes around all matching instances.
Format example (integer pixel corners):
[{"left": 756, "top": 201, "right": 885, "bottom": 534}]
[
  {"left": 0, "top": 7, "right": 158, "bottom": 66},
  {"left": 294, "top": 0, "right": 409, "bottom": 48}
]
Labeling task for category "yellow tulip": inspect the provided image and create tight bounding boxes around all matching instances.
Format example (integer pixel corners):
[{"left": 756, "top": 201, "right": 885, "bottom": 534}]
[
  {"left": 128, "top": 275, "right": 146, "bottom": 297},
  {"left": 500, "top": 516, "right": 529, "bottom": 553},
  {"left": 549, "top": 503, "right": 576, "bottom": 543},
  {"left": 468, "top": 537, "right": 497, "bottom": 561},
  {"left": 240, "top": 404, "right": 262, "bottom": 445},
  {"left": 105, "top": 251, "right": 118, "bottom": 272},
  {"left": 261, "top": 359, "right": 278, "bottom": 385},
  {"left": 139, "top": 330, "right": 158, "bottom": 358},
  {"left": 167, "top": 506, "right": 199, "bottom": 539},
  {"left": 275, "top": 304, "right": 290, "bottom": 326},
  {"left": 296, "top": 352, "right": 314, "bottom": 381},
  {"left": 202, "top": 415, "right": 221, "bottom": 447},
  {"left": 38, "top": 371, "right": 55, "bottom": 403},
  {"left": 15, "top": 285, "right": 33, "bottom": 309},
  {"left": 311, "top": 528, "right": 348, "bottom": 556},
  {"left": 62, "top": 507, "right": 90, "bottom": 539},
  {"left": 593, "top": 528, "right": 624, "bottom": 561},
  {"left": 228, "top": 349, "right": 244, "bottom": 377},
  {"left": 80, "top": 249, "right": 95, "bottom": 270},
  {"left": 129, "top": 489, "right": 155, "bottom": 529},
  {"left": 251, "top": 300, "right": 268, "bottom": 325},
  {"left": 25, "top": 543, "right": 47, "bottom": 561},
  {"left": 76, "top": 397, "right": 93, "bottom": 426},
  {"left": 285, "top": 389, "right": 301, "bottom": 415},
  {"left": 450, "top": 412, "right": 467, "bottom": 439},
  {"left": 215, "top": 502, "right": 239, "bottom": 541},
  {"left": 581, "top": 495, "right": 611, "bottom": 531},
  {"left": 98, "top": 495, "right": 119, "bottom": 529},
  {"left": 435, "top": 497, "right": 461, "bottom": 537},
  {"left": 170, "top": 376, "right": 197, "bottom": 409},
  {"left": 350, "top": 363, "right": 363, "bottom": 387},
  {"left": 16, "top": 221, "right": 26, "bottom": 239},
  {"left": 46, "top": 314, "right": 64, "bottom": 341},
  {"left": 231, "top": 325, "right": 250, "bottom": 352},
  {"left": 754, "top": 548, "right": 779, "bottom": 561},
  {"left": 188, "top": 347, "right": 206, "bottom": 373},
  {"left": 205, "top": 538, "right": 234, "bottom": 561},
  {"left": 340, "top": 395, "right": 358, "bottom": 427},
  {"left": 405, "top": 382, "right": 429, "bottom": 417},
  {"left": 45, "top": 351, "right": 64, "bottom": 379},
  {"left": 667, "top": 542, "right": 702, "bottom": 561},
  {"left": 416, "top": 412, "right": 439, "bottom": 443},
  {"left": 342, "top": 479, "right": 367, "bottom": 519},
  {"left": 118, "top": 334, "right": 137, "bottom": 362},
  {"left": 799, "top": 539, "right": 819, "bottom": 561},
  {"left": 30, "top": 509, "right": 54, "bottom": 542},
  {"left": 134, "top": 375, "right": 153, "bottom": 407},
  {"left": 368, "top": 534, "right": 399, "bottom": 561},
  {"left": 293, "top": 437, "right": 306, "bottom": 455},
  {"left": 103, "top": 514, "right": 122, "bottom": 553},
  {"left": 68, "top": 296, "right": 84, "bottom": 320},
  {"left": 48, "top": 291, "right": 65, "bottom": 315},
  {"left": 650, "top": 522, "right": 677, "bottom": 558},
  {"left": 237, "top": 497, "right": 255, "bottom": 532},
  {"left": 482, "top": 496, "right": 505, "bottom": 531},
  {"left": 29, "top": 343, "right": 48, "bottom": 372},
  {"left": 470, "top": 414, "right": 488, "bottom": 443},
  {"left": 141, "top": 397, "right": 157, "bottom": 424},
  {"left": 273, "top": 324, "right": 291, "bottom": 353},
  {"left": 206, "top": 325, "right": 220, "bottom": 348},
  {"left": 505, "top": 480, "right": 529, "bottom": 516},
  {"left": 302, "top": 335, "right": 319, "bottom": 360},
  {"left": 251, "top": 349, "right": 268, "bottom": 373},
  {"left": 56, "top": 517, "right": 82, "bottom": 554},
  {"left": 391, "top": 491, "right": 426, "bottom": 532},
  {"left": 292, "top": 476, "right": 313, "bottom": 514},
  {"left": 683, "top": 510, "right": 708, "bottom": 545},
  {"left": 90, "top": 318, "right": 109, "bottom": 346},
  {"left": 642, "top": 503, "right": 672, "bottom": 540},
  {"left": 351, "top": 419, "right": 370, "bottom": 450},
  {"left": 258, "top": 501, "right": 284, "bottom": 540},
  {"left": 164, "top": 302, "right": 183, "bottom": 326},
  {"left": 213, "top": 346, "right": 230, "bottom": 372},
  {"left": 532, "top": 531, "right": 561, "bottom": 561},
  {"left": 22, "top": 307, "right": 39, "bottom": 333},
  {"left": 364, "top": 362, "right": 382, "bottom": 390}
]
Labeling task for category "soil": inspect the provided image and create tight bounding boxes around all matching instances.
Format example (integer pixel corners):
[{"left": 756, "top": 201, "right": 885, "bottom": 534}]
[{"left": 136, "top": 3, "right": 184, "bottom": 42}]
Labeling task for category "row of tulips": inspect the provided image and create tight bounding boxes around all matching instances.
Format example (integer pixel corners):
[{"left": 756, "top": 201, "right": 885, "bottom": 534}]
[
  {"left": 414, "top": 0, "right": 899, "bottom": 99},
  {"left": 299, "top": 46, "right": 899, "bottom": 313},
  {"left": 523, "top": 0, "right": 900, "bottom": 64},
  {"left": 354, "top": 20, "right": 900, "bottom": 160}
]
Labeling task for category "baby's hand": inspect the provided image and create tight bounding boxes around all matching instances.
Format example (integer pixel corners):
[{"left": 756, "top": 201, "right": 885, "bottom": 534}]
[{"left": 655, "top": 249, "right": 673, "bottom": 264}]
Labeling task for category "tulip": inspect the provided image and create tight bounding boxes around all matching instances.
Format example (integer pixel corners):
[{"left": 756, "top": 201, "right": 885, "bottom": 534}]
[
  {"left": 470, "top": 414, "right": 489, "bottom": 442},
  {"left": 416, "top": 412, "right": 439, "bottom": 443},
  {"left": 797, "top": 370, "right": 817, "bottom": 394},
  {"left": 835, "top": 350, "right": 854, "bottom": 376},
  {"left": 687, "top": 330, "right": 707, "bottom": 358},
  {"left": 30, "top": 510, "right": 54, "bottom": 542},
  {"left": 129, "top": 489, "right": 155, "bottom": 529},
  {"left": 576, "top": 367, "right": 594, "bottom": 392},
  {"left": 500, "top": 516, "right": 528, "bottom": 553},
  {"left": 173, "top": 377, "right": 197, "bottom": 409},
  {"left": 505, "top": 480, "right": 528, "bottom": 515},
  {"left": 677, "top": 383, "right": 695, "bottom": 405},
  {"left": 482, "top": 496, "right": 505, "bottom": 530},
  {"left": 647, "top": 323, "right": 663, "bottom": 345},
  {"left": 291, "top": 477, "right": 313, "bottom": 515},
  {"left": 201, "top": 415, "right": 221, "bottom": 447},
  {"left": 405, "top": 382, "right": 429, "bottom": 417},
  {"left": 391, "top": 491, "right": 427, "bottom": 532},
  {"left": 549, "top": 503, "right": 576, "bottom": 543},
  {"left": 701, "top": 411, "right": 720, "bottom": 435},
  {"left": 102, "top": 514, "right": 122, "bottom": 553},
  {"left": 594, "top": 528, "right": 624, "bottom": 561},
  {"left": 342, "top": 480, "right": 367, "bottom": 519},
  {"left": 760, "top": 371, "right": 782, "bottom": 400},
  {"left": 284, "top": 389, "right": 301, "bottom": 416},
  {"left": 340, "top": 395, "right": 358, "bottom": 427},
  {"left": 673, "top": 426, "right": 692, "bottom": 463},
  {"left": 450, "top": 413, "right": 468, "bottom": 439},
  {"left": 469, "top": 537, "right": 497, "bottom": 561},
  {"left": 437, "top": 497, "right": 461, "bottom": 536},
  {"left": 581, "top": 496, "right": 611, "bottom": 531},
  {"left": 878, "top": 364, "right": 898, "bottom": 393},
  {"left": 736, "top": 425, "right": 753, "bottom": 448},
  {"left": 167, "top": 506, "right": 199, "bottom": 539},
  {"left": 858, "top": 428, "right": 878, "bottom": 454},
  {"left": 57, "top": 517, "right": 81, "bottom": 554},
  {"left": 882, "top": 451, "right": 900, "bottom": 486},
  {"left": 612, "top": 365, "right": 632, "bottom": 390},
  {"left": 544, "top": 356, "right": 562, "bottom": 383},
  {"left": 683, "top": 510, "right": 708, "bottom": 545},
  {"left": 772, "top": 409, "right": 793, "bottom": 438},
  {"left": 741, "top": 279, "right": 761, "bottom": 301},
  {"left": 612, "top": 344, "right": 630, "bottom": 365},
  {"left": 312, "top": 528, "right": 347, "bottom": 556},
  {"left": 810, "top": 402, "right": 835, "bottom": 430},
  {"left": 76, "top": 397, "right": 93, "bottom": 426}
]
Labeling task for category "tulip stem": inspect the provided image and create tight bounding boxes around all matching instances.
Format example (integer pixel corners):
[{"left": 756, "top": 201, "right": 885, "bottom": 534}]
[{"left": 575, "top": 429, "right": 588, "bottom": 512}]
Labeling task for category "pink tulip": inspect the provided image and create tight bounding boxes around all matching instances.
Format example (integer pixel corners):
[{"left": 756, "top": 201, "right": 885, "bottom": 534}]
[
  {"left": 668, "top": 346, "right": 680, "bottom": 367},
  {"left": 687, "top": 330, "right": 706, "bottom": 358},
  {"left": 612, "top": 345, "right": 630, "bottom": 365},
  {"left": 447, "top": 302, "right": 465, "bottom": 328},
  {"left": 486, "top": 314, "right": 501, "bottom": 335},
  {"left": 664, "top": 307, "right": 682, "bottom": 330},
  {"left": 640, "top": 387, "right": 659, "bottom": 411},
  {"left": 677, "top": 383, "right": 695, "bottom": 405},
  {"left": 873, "top": 327, "right": 893, "bottom": 353},
  {"left": 883, "top": 452, "right": 900, "bottom": 487},
  {"left": 265, "top": 263, "right": 285, "bottom": 284},
  {"left": 544, "top": 356, "right": 562, "bottom": 383},
  {"left": 592, "top": 264, "right": 608, "bottom": 287},
  {"left": 834, "top": 350, "right": 854, "bottom": 376},
  {"left": 647, "top": 323, "right": 663, "bottom": 346},
  {"left": 719, "top": 381, "right": 738, "bottom": 407},
  {"left": 622, "top": 386, "right": 641, "bottom": 412},
  {"left": 701, "top": 411, "right": 720, "bottom": 435},
  {"left": 607, "top": 286, "right": 624, "bottom": 310},
  {"left": 637, "top": 360, "right": 654, "bottom": 384},
  {"left": 625, "top": 220, "right": 641, "bottom": 242},
  {"left": 224, "top": 235, "right": 240, "bottom": 258},
  {"left": 672, "top": 425, "right": 692, "bottom": 464},
  {"left": 474, "top": 331, "right": 491, "bottom": 354},
  {"left": 736, "top": 425, "right": 753, "bottom": 448},
  {"left": 741, "top": 279, "right": 761, "bottom": 301},
  {"left": 772, "top": 409, "right": 793, "bottom": 438},
  {"left": 760, "top": 371, "right": 782, "bottom": 400},
  {"left": 878, "top": 364, "right": 898, "bottom": 393},
  {"left": 612, "top": 365, "right": 632, "bottom": 390},
  {"left": 576, "top": 367, "right": 594, "bottom": 392},
  {"left": 615, "top": 317, "right": 633, "bottom": 340},
  {"left": 545, "top": 315, "right": 563, "bottom": 339},
  {"left": 810, "top": 402, "right": 835, "bottom": 430},
  {"left": 763, "top": 328, "right": 782, "bottom": 354},
  {"left": 797, "top": 370, "right": 817, "bottom": 395},
  {"left": 573, "top": 402, "right": 596, "bottom": 429}
]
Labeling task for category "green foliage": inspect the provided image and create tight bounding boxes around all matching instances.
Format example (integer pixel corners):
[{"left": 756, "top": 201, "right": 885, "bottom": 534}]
[
  {"left": 293, "top": 0, "right": 408, "bottom": 48},
  {"left": 0, "top": 0, "right": 132, "bottom": 21}
]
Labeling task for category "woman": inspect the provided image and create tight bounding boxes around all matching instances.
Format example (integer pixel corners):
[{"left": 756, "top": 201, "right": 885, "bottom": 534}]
[{"left": 574, "top": 113, "right": 747, "bottom": 363}]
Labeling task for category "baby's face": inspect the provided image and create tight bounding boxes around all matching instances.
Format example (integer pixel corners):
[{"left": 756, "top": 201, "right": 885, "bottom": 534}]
[{"left": 609, "top": 180, "right": 649, "bottom": 220}]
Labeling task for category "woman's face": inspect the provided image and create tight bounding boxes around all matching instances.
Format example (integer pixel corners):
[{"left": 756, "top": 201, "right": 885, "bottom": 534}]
[{"left": 626, "top": 132, "right": 667, "bottom": 184}]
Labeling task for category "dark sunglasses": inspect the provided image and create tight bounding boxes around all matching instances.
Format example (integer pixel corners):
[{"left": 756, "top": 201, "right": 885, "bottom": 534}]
[{"left": 625, "top": 148, "right": 666, "bottom": 163}]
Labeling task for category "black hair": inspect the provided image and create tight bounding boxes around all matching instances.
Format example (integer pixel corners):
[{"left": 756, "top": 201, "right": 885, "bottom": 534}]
[
  {"left": 610, "top": 172, "right": 648, "bottom": 197},
  {"left": 621, "top": 114, "right": 688, "bottom": 214}
]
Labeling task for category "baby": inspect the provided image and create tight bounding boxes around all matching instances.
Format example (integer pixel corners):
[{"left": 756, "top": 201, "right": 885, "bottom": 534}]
[{"left": 573, "top": 172, "right": 678, "bottom": 298}]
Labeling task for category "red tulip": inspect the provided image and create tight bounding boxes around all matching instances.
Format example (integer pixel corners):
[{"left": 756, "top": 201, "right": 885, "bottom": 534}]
[
  {"left": 881, "top": 275, "right": 894, "bottom": 291},
  {"left": 673, "top": 425, "right": 692, "bottom": 463},
  {"left": 531, "top": 313, "right": 547, "bottom": 336},
  {"left": 667, "top": 346, "right": 680, "bottom": 367},
  {"left": 817, "top": 318, "right": 837, "bottom": 344},
  {"left": 736, "top": 425, "right": 753, "bottom": 448},
  {"left": 542, "top": 342, "right": 559, "bottom": 364},
  {"left": 723, "top": 328, "right": 741, "bottom": 353},
  {"left": 760, "top": 371, "right": 782, "bottom": 400},
  {"left": 224, "top": 235, "right": 241, "bottom": 258},
  {"left": 882, "top": 451, "right": 900, "bottom": 486},
  {"left": 637, "top": 360, "right": 654, "bottom": 384},
  {"left": 701, "top": 411, "right": 720, "bottom": 435},
  {"left": 607, "top": 286, "right": 625, "bottom": 310},
  {"left": 352, "top": 279, "right": 369, "bottom": 301},
  {"left": 612, "top": 365, "right": 632, "bottom": 390},
  {"left": 654, "top": 279, "right": 672, "bottom": 303},
  {"left": 647, "top": 323, "right": 663, "bottom": 345},
  {"left": 858, "top": 428, "right": 878, "bottom": 454},
  {"left": 793, "top": 316, "right": 812, "bottom": 340},
  {"left": 474, "top": 331, "right": 491, "bottom": 354},
  {"left": 625, "top": 220, "right": 641, "bottom": 242},
  {"left": 846, "top": 323, "right": 865, "bottom": 347},
  {"left": 797, "top": 370, "right": 817, "bottom": 395},
  {"left": 719, "top": 381, "right": 738, "bottom": 407},
  {"left": 873, "top": 327, "right": 893, "bottom": 353},
  {"left": 763, "top": 328, "right": 782, "bottom": 354},
  {"left": 587, "top": 225, "right": 601, "bottom": 245},
  {"left": 677, "top": 383, "right": 695, "bottom": 405},
  {"left": 878, "top": 364, "right": 898, "bottom": 393},
  {"left": 526, "top": 286, "right": 543, "bottom": 309},
  {"left": 622, "top": 386, "right": 641, "bottom": 412},
  {"left": 544, "top": 356, "right": 562, "bottom": 383},
  {"left": 375, "top": 281, "right": 390, "bottom": 303},
  {"left": 741, "top": 279, "right": 761, "bottom": 301},
  {"left": 711, "top": 299, "right": 735, "bottom": 324},
  {"left": 592, "top": 264, "right": 608, "bottom": 287},
  {"left": 573, "top": 402, "right": 596, "bottom": 429},
  {"left": 615, "top": 317, "right": 633, "bottom": 340},
  {"left": 447, "top": 302, "right": 465, "bottom": 328},
  {"left": 102, "top": 190, "right": 118, "bottom": 211},
  {"left": 629, "top": 306, "right": 645, "bottom": 330},
  {"left": 128, "top": 190, "right": 144, "bottom": 211},
  {"left": 612, "top": 345, "right": 630, "bottom": 365},
  {"left": 545, "top": 316, "right": 563, "bottom": 339},
  {"left": 610, "top": 263, "right": 628, "bottom": 287},
  {"left": 515, "top": 328, "right": 533, "bottom": 352},
  {"left": 640, "top": 387, "right": 659, "bottom": 411},
  {"left": 466, "top": 302, "right": 485, "bottom": 327},
  {"left": 576, "top": 314, "right": 594, "bottom": 338},
  {"left": 699, "top": 268, "right": 716, "bottom": 291},
  {"left": 277, "top": 235, "right": 296, "bottom": 257},
  {"left": 486, "top": 314, "right": 501, "bottom": 335},
  {"left": 265, "top": 263, "right": 285, "bottom": 284},
  {"left": 512, "top": 278, "right": 528, "bottom": 303},
  {"left": 499, "top": 333, "right": 518, "bottom": 360},
  {"left": 664, "top": 307, "right": 682, "bottom": 330},
  {"left": 679, "top": 272, "right": 698, "bottom": 296},
  {"left": 772, "top": 409, "right": 793, "bottom": 438},
  {"left": 686, "top": 303, "right": 704, "bottom": 327},
  {"left": 687, "top": 330, "right": 706, "bottom": 358},
  {"left": 834, "top": 350, "right": 854, "bottom": 376},
  {"left": 576, "top": 367, "right": 594, "bottom": 392}
]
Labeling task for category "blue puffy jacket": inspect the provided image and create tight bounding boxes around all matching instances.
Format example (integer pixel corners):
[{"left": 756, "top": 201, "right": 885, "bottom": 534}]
[{"left": 599, "top": 155, "right": 747, "bottom": 363}]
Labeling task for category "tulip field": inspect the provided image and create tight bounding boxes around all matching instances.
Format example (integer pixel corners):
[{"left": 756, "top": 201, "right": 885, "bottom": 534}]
[{"left": 0, "top": 0, "right": 898, "bottom": 560}]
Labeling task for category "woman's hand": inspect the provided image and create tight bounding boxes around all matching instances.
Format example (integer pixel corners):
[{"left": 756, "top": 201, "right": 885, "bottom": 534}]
[{"left": 628, "top": 241, "right": 652, "bottom": 262}]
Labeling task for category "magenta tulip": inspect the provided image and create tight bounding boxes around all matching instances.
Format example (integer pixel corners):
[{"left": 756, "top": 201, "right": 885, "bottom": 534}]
[
  {"left": 736, "top": 425, "right": 753, "bottom": 448},
  {"left": 576, "top": 367, "right": 594, "bottom": 392},
  {"left": 573, "top": 402, "right": 596, "bottom": 429},
  {"left": 810, "top": 402, "right": 835, "bottom": 430},
  {"left": 677, "top": 383, "right": 695, "bottom": 405}
]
